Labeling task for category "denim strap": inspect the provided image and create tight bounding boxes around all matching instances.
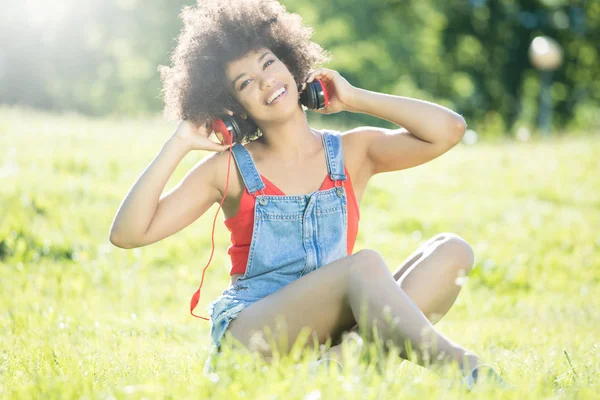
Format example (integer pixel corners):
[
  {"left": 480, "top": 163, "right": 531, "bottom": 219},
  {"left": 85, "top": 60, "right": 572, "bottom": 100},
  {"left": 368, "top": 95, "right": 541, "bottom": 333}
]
[
  {"left": 231, "top": 144, "right": 266, "bottom": 194},
  {"left": 321, "top": 130, "right": 347, "bottom": 181}
]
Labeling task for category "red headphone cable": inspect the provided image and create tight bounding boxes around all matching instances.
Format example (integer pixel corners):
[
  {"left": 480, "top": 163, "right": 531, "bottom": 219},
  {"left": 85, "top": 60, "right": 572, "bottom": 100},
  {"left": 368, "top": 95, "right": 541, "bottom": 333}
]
[{"left": 190, "top": 143, "right": 233, "bottom": 320}]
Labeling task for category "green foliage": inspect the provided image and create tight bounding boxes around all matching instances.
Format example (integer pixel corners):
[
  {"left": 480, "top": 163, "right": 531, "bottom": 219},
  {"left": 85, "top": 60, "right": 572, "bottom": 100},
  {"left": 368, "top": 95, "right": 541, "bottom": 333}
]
[
  {"left": 1, "top": 1, "right": 598, "bottom": 135},
  {"left": 440, "top": 0, "right": 600, "bottom": 135},
  {"left": 0, "top": 0, "right": 190, "bottom": 117},
  {"left": 1, "top": 107, "right": 599, "bottom": 398}
]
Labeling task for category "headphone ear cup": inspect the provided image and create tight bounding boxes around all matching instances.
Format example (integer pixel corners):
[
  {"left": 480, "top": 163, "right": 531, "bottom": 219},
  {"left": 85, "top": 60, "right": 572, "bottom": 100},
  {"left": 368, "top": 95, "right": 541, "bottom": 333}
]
[
  {"left": 308, "top": 82, "right": 318, "bottom": 109},
  {"left": 212, "top": 115, "right": 242, "bottom": 145},
  {"left": 300, "top": 79, "right": 329, "bottom": 110},
  {"left": 299, "top": 83, "right": 310, "bottom": 109},
  {"left": 313, "top": 79, "right": 329, "bottom": 109}
]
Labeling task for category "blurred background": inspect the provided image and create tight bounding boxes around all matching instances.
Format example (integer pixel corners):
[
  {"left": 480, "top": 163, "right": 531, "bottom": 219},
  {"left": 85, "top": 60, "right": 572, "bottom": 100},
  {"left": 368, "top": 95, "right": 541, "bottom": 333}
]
[
  {"left": 1, "top": 1, "right": 600, "bottom": 398},
  {"left": 1, "top": 0, "right": 598, "bottom": 137}
]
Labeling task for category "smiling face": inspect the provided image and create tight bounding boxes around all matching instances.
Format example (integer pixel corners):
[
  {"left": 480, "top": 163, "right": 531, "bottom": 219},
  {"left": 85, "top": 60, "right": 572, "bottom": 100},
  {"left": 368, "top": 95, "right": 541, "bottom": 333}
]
[{"left": 225, "top": 48, "right": 301, "bottom": 125}]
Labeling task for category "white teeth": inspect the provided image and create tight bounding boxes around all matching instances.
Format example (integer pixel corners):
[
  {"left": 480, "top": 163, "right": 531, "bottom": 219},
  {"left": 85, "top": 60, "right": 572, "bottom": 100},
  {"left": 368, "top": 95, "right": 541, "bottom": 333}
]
[{"left": 266, "top": 87, "right": 285, "bottom": 104}]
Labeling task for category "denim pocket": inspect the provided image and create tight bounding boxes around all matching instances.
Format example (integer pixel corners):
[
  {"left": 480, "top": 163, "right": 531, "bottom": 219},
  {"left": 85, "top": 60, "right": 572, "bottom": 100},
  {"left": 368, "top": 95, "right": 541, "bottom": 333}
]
[
  {"left": 245, "top": 211, "right": 305, "bottom": 278},
  {"left": 315, "top": 202, "right": 348, "bottom": 266}
]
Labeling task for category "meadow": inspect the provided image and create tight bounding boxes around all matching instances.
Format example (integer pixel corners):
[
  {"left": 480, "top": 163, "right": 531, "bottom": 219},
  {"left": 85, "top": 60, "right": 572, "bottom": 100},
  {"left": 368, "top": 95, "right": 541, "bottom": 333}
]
[{"left": 1, "top": 106, "right": 599, "bottom": 399}]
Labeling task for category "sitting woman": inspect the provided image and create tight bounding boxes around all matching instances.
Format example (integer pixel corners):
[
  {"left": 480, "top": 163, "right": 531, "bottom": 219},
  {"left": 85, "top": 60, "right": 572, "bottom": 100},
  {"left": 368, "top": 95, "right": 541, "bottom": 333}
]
[{"left": 109, "top": 0, "right": 503, "bottom": 388}]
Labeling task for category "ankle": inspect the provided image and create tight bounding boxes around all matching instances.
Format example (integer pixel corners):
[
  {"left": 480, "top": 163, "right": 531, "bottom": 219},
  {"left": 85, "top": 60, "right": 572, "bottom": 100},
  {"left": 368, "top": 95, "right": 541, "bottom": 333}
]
[{"left": 458, "top": 353, "right": 480, "bottom": 376}]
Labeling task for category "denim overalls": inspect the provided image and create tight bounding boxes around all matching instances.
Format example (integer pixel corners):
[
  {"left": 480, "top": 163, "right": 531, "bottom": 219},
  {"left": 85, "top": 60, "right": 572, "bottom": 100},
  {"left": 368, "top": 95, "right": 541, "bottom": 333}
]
[{"left": 204, "top": 130, "right": 349, "bottom": 373}]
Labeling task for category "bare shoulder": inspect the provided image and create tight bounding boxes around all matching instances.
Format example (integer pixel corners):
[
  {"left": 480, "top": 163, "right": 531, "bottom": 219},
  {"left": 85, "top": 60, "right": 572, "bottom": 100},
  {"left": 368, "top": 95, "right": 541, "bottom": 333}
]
[
  {"left": 340, "top": 125, "right": 455, "bottom": 174},
  {"left": 339, "top": 126, "right": 380, "bottom": 184},
  {"left": 184, "top": 149, "right": 240, "bottom": 201},
  {"left": 340, "top": 125, "right": 396, "bottom": 153}
]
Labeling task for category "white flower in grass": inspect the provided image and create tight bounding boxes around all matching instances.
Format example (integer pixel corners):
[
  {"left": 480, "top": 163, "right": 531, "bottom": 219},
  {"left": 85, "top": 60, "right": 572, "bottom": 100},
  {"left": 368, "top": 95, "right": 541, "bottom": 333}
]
[{"left": 304, "top": 390, "right": 321, "bottom": 400}]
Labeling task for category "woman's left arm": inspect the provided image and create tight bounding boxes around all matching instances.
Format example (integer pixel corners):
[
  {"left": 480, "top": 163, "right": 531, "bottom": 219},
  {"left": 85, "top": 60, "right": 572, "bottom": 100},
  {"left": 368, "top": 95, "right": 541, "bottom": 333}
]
[{"left": 305, "top": 68, "right": 467, "bottom": 175}]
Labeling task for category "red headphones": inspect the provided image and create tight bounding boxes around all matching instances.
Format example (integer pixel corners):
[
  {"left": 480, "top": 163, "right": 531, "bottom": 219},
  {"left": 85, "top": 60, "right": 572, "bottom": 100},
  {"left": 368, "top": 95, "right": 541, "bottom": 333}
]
[{"left": 190, "top": 79, "right": 329, "bottom": 319}]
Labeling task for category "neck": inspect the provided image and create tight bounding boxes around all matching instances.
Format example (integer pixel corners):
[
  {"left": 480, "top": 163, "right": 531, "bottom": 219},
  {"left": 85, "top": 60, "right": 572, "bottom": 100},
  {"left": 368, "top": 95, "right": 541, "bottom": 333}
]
[{"left": 256, "top": 108, "right": 321, "bottom": 162}]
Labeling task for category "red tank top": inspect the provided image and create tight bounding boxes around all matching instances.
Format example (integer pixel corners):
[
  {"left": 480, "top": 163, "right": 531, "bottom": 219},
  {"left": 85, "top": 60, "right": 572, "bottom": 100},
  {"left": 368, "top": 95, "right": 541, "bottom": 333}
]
[{"left": 225, "top": 167, "right": 360, "bottom": 275}]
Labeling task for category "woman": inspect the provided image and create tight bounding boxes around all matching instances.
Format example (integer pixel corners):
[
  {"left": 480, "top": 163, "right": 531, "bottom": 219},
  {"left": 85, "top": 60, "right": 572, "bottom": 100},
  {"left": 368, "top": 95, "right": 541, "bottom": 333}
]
[{"left": 109, "top": 0, "right": 503, "bottom": 387}]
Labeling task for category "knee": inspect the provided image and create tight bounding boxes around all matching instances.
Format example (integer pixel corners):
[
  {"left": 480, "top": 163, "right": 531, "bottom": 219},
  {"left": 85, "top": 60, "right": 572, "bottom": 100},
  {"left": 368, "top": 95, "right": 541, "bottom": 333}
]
[
  {"left": 432, "top": 233, "right": 475, "bottom": 275},
  {"left": 348, "top": 249, "right": 391, "bottom": 280}
]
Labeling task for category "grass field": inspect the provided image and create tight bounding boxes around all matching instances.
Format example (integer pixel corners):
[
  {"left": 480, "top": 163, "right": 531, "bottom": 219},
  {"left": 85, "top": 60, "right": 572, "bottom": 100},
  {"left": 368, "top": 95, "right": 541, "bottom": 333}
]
[{"left": 1, "top": 106, "right": 599, "bottom": 399}]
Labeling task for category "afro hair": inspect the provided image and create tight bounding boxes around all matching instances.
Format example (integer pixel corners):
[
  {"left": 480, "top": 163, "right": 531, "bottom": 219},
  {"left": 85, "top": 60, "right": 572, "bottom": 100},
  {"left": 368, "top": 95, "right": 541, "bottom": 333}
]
[{"left": 158, "top": 0, "right": 330, "bottom": 143}]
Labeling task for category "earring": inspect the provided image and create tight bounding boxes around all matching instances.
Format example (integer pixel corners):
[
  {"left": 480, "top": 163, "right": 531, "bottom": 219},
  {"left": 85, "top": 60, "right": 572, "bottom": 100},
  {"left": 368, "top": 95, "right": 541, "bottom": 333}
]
[{"left": 297, "top": 82, "right": 306, "bottom": 96}]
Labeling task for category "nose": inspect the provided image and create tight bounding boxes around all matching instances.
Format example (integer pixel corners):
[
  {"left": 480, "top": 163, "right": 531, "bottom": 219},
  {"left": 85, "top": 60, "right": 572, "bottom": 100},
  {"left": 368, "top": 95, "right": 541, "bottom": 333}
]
[{"left": 259, "top": 75, "right": 276, "bottom": 91}]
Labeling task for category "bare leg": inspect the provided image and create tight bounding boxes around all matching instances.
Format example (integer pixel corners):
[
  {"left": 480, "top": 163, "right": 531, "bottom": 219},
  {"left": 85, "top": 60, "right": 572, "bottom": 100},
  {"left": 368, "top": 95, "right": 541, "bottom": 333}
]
[
  {"left": 393, "top": 233, "right": 474, "bottom": 323},
  {"left": 224, "top": 249, "right": 480, "bottom": 373},
  {"left": 326, "top": 233, "right": 474, "bottom": 361},
  {"left": 346, "top": 250, "right": 479, "bottom": 370}
]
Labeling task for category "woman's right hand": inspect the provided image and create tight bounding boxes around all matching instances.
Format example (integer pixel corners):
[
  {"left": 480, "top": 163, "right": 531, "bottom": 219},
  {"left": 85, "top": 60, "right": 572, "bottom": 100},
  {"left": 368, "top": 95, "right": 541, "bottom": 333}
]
[{"left": 171, "top": 119, "right": 231, "bottom": 153}]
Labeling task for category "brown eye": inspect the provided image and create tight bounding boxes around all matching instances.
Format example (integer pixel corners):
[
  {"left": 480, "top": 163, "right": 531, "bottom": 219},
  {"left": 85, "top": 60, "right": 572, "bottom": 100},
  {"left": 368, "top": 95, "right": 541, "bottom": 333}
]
[{"left": 240, "top": 80, "right": 250, "bottom": 90}]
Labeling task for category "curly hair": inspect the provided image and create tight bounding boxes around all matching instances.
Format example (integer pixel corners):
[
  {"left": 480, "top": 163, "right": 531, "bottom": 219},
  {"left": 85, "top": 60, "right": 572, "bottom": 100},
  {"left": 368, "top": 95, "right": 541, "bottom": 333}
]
[{"left": 158, "top": 0, "right": 330, "bottom": 143}]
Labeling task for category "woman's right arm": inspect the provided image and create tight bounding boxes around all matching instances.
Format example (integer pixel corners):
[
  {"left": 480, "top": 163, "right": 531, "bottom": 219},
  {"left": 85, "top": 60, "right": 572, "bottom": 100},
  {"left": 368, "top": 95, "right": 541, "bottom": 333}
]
[{"left": 109, "top": 120, "right": 230, "bottom": 249}]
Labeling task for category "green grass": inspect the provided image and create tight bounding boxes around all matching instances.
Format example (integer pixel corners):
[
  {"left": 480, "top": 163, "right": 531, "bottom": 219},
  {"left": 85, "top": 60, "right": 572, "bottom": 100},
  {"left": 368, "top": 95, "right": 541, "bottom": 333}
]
[{"left": 1, "top": 106, "right": 599, "bottom": 399}]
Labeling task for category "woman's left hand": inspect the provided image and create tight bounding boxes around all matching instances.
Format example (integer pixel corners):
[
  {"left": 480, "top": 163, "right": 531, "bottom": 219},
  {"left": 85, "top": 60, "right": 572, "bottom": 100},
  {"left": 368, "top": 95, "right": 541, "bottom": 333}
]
[{"left": 302, "top": 68, "right": 357, "bottom": 115}]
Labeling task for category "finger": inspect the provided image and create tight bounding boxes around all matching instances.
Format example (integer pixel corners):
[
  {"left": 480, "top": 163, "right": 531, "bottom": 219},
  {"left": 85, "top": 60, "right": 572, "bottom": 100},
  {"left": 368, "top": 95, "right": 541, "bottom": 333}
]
[
  {"left": 307, "top": 68, "right": 332, "bottom": 83},
  {"left": 305, "top": 70, "right": 319, "bottom": 83},
  {"left": 206, "top": 142, "right": 232, "bottom": 152},
  {"left": 307, "top": 72, "right": 325, "bottom": 83},
  {"left": 220, "top": 143, "right": 233, "bottom": 152},
  {"left": 304, "top": 69, "right": 322, "bottom": 83}
]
